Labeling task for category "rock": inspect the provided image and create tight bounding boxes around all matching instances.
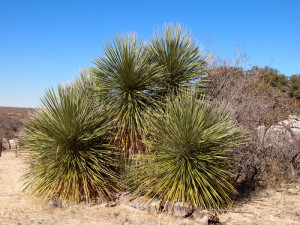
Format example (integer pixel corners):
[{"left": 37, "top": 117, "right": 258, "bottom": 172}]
[
  {"left": 131, "top": 203, "right": 140, "bottom": 208},
  {"left": 2, "top": 138, "right": 10, "bottom": 150},
  {"left": 171, "top": 202, "right": 193, "bottom": 217},
  {"left": 9, "top": 139, "right": 17, "bottom": 150},
  {"left": 113, "top": 192, "right": 122, "bottom": 200},
  {"left": 195, "top": 214, "right": 209, "bottom": 225},
  {"left": 192, "top": 209, "right": 214, "bottom": 225},
  {"left": 257, "top": 114, "right": 300, "bottom": 148},
  {"left": 208, "top": 214, "right": 220, "bottom": 224},
  {"left": 148, "top": 200, "right": 163, "bottom": 213},
  {"left": 163, "top": 202, "right": 175, "bottom": 215},
  {"left": 287, "top": 188, "right": 298, "bottom": 193},
  {"left": 48, "top": 200, "right": 61, "bottom": 207},
  {"left": 147, "top": 200, "right": 194, "bottom": 217},
  {"left": 146, "top": 200, "right": 194, "bottom": 217},
  {"left": 106, "top": 201, "right": 117, "bottom": 207}
]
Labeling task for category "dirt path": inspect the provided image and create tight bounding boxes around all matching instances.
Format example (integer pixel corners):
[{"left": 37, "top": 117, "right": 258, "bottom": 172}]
[{"left": 0, "top": 150, "right": 300, "bottom": 225}]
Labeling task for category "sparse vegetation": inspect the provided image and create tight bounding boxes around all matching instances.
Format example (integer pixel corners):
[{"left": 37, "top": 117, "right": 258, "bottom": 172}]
[
  {"left": 205, "top": 56, "right": 300, "bottom": 186},
  {"left": 1, "top": 23, "right": 298, "bottom": 222},
  {"left": 0, "top": 107, "right": 35, "bottom": 140}
]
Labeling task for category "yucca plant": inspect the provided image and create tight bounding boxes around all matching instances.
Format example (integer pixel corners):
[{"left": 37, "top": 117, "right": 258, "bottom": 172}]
[
  {"left": 128, "top": 90, "right": 246, "bottom": 210},
  {"left": 92, "top": 34, "right": 160, "bottom": 156},
  {"left": 148, "top": 23, "right": 206, "bottom": 94},
  {"left": 20, "top": 73, "right": 121, "bottom": 203}
]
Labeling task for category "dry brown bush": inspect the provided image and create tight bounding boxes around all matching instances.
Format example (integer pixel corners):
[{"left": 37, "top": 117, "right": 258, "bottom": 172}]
[
  {"left": 0, "top": 107, "right": 35, "bottom": 140},
  {"left": 205, "top": 53, "right": 300, "bottom": 187}
]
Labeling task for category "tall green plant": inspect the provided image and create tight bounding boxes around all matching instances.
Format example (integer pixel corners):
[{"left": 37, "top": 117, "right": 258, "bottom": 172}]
[
  {"left": 148, "top": 23, "right": 206, "bottom": 94},
  {"left": 128, "top": 90, "right": 246, "bottom": 210},
  {"left": 92, "top": 34, "right": 159, "bottom": 156},
  {"left": 20, "top": 73, "right": 121, "bottom": 203}
]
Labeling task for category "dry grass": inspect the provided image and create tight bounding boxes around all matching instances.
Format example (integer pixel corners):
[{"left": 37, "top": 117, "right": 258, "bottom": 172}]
[
  {"left": 0, "top": 151, "right": 194, "bottom": 225},
  {"left": 0, "top": 150, "right": 300, "bottom": 225},
  {"left": 219, "top": 184, "right": 300, "bottom": 225}
]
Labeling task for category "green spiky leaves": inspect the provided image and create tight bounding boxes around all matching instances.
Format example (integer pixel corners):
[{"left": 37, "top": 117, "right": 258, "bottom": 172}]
[
  {"left": 20, "top": 73, "right": 121, "bottom": 203},
  {"left": 128, "top": 90, "right": 246, "bottom": 210},
  {"left": 20, "top": 24, "right": 247, "bottom": 210},
  {"left": 92, "top": 34, "right": 160, "bottom": 155},
  {"left": 148, "top": 23, "right": 206, "bottom": 93},
  {"left": 92, "top": 25, "right": 207, "bottom": 156}
]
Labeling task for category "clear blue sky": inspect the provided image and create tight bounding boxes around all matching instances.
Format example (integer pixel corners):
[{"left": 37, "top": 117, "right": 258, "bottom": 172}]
[{"left": 0, "top": 0, "right": 299, "bottom": 107}]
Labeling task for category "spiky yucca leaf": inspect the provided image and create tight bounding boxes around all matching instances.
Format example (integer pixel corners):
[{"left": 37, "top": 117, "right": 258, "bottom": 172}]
[
  {"left": 128, "top": 90, "right": 246, "bottom": 210},
  {"left": 20, "top": 74, "right": 121, "bottom": 203},
  {"left": 148, "top": 23, "right": 206, "bottom": 93},
  {"left": 92, "top": 34, "right": 160, "bottom": 155}
]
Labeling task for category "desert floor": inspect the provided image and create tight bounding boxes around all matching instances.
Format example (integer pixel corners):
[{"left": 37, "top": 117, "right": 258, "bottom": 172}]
[{"left": 0, "top": 150, "right": 300, "bottom": 225}]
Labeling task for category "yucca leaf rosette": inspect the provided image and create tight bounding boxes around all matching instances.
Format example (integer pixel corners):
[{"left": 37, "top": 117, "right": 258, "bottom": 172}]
[
  {"left": 20, "top": 74, "right": 121, "bottom": 203},
  {"left": 128, "top": 90, "right": 246, "bottom": 210}
]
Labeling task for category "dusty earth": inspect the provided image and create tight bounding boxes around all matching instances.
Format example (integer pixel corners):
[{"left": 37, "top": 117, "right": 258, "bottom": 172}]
[{"left": 0, "top": 150, "right": 300, "bottom": 225}]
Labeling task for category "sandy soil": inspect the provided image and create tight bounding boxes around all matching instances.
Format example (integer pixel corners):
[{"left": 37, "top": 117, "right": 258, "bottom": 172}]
[
  {"left": 0, "top": 151, "right": 195, "bottom": 225},
  {"left": 219, "top": 183, "right": 300, "bottom": 225},
  {"left": 0, "top": 150, "right": 300, "bottom": 225}
]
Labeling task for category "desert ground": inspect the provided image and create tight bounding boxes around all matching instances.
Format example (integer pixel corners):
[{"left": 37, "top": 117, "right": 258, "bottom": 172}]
[{"left": 0, "top": 150, "right": 300, "bottom": 225}]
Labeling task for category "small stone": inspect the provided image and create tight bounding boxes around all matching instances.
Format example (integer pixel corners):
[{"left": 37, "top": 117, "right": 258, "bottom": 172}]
[
  {"left": 172, "top": 202, "right": 193, "bottom": 218},
  {"left": 148, "top": 200, "right": 163, "bottom": 213},
  {"left": 113, "top": 192, "right": 122, "bottom": 200},
  {"left": 287, "top": 188, "right": 299, "bottom": 195},
  {"left": 196, "top": 214, "right": 209, "bottom": 225},
  {"left": 2, "top": 138, "right": 10, "bottom": 150},
  {"left": 131, "top": 203, "right": 140, "bottom": 208},
  {"left": 149, "top": 201, "right": 157, "bottom": 212},
  {"left": 48, "top": 200, "right": 60, "bottom": 207},
  {"left": 192, "top": 209, "right": 213, "bottom": 225},
  {"left": 9, "top": 139, "right": 17, "bottom": 150},
  {"left": 208, "top": 214, "right": 220, "bottom": 224},
  {"left": 106, "top": 201, "right": 117, "bottom": 207}
]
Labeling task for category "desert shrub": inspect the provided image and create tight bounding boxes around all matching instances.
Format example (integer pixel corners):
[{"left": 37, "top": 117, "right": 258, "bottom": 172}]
[
  {"left": 128, "top": 90, "right": 246, "bottom": 210},
  {"left": 20, "top": 73, "right": 121, "bottom": 203},
  {"left": 206, "top": 56, "right": 300, "bottom": 185},
  {"left": 0, "top": 115, "right": 27, "bottom": 139}
]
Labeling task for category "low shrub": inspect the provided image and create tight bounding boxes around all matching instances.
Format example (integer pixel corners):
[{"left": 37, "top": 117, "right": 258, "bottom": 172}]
[
  {"left": 127, "top": 90, "right": 246, "bottom": 210},
  {"left": 20, "top": 74, "right": 121, "bottom": 203}
]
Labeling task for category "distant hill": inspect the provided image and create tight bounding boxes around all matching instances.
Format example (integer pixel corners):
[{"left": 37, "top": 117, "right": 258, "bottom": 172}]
[{"left": 0, "top": 107, "right": 36, "bottom": 140}]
